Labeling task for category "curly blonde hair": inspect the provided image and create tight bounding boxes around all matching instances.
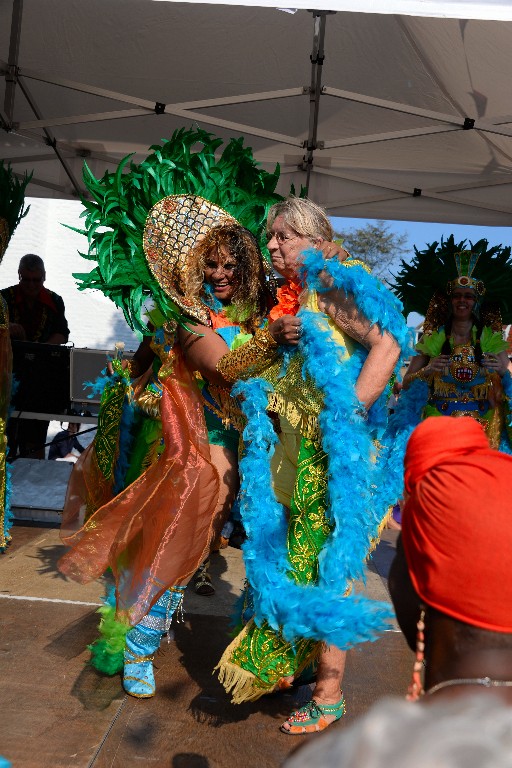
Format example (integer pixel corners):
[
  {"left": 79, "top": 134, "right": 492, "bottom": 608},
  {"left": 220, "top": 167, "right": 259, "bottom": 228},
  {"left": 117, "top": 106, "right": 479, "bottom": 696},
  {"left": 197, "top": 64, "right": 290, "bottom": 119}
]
[{"left": 185, "top": 223, "right": 271, "bottom": 333}]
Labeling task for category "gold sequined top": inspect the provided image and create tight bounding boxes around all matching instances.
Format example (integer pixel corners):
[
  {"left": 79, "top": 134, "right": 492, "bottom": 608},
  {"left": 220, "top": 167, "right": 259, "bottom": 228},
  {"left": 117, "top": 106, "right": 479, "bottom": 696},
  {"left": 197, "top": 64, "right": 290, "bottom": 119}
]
[{"left": 262, "top": 290, "right": 358, "bottom": 440}]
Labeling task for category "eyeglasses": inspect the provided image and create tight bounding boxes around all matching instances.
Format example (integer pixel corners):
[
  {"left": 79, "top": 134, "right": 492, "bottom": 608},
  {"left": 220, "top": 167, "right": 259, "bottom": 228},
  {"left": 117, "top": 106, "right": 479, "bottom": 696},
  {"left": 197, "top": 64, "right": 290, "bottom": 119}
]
[{"left": 266, "top": 231, "right": 298, "bottom": 244}]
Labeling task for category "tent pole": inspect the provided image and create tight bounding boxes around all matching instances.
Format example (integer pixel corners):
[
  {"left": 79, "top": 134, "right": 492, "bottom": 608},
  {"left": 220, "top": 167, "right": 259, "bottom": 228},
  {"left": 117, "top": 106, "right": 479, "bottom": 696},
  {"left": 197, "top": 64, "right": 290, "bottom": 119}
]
[
  {"left": 3, "top": 0, "right": 82, "bottom": 196},
  {"left": 303, "top": 10, "right": 333, "bottom": 194},
  {"left": 4, "top": 0, "right": 23, "bottom": 124}
]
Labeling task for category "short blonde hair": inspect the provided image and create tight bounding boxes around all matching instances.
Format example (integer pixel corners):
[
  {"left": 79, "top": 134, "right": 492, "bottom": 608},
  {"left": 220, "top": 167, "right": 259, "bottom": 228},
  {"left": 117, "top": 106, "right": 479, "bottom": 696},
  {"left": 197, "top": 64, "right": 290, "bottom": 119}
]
[{"left": 267, "top": 197, "right": 333, "bottom": 242}]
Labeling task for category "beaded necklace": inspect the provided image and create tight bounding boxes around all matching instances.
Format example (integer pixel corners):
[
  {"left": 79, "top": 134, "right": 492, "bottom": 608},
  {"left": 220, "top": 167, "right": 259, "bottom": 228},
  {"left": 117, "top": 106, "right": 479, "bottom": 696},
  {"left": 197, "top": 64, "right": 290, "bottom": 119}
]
[{"left": 426, "top": 677, "right": 512, "bottom": 696}]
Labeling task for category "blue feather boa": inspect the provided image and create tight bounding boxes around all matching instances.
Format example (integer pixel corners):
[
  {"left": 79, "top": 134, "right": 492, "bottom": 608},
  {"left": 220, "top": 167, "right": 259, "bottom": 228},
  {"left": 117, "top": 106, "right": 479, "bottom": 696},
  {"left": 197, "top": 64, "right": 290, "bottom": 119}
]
[
  {"left": 380, "top": 380, "right": 428, "bottom": 501},
  {"left": 233, "top": 252, "right": 411, "bottom": 649},
  {"left": 301, "top": 249, "right": 411, "bottom": 353},
  {"left": 499, "top": 371, "right": 512, "bottom": 454},
  {"left": 1, "top": 462, "right": 13, "bottom": 553},
  {"left": 2, "top": 376, "right": 19, "bottom": 550}
]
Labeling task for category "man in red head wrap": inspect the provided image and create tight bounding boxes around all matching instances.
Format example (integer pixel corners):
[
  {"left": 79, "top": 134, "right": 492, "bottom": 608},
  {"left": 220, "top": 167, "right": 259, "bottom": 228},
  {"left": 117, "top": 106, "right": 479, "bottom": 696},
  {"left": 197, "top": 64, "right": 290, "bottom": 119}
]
[{"left": 389, "top": 415, "right": 512, "bottom": 700}]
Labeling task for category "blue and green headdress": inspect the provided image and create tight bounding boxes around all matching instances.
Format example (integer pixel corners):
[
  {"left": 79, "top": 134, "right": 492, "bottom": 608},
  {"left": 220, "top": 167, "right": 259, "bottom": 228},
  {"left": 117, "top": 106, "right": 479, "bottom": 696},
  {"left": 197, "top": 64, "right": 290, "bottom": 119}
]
[{"left": 392, "top": 234, "right": 512, "bottom": 333}]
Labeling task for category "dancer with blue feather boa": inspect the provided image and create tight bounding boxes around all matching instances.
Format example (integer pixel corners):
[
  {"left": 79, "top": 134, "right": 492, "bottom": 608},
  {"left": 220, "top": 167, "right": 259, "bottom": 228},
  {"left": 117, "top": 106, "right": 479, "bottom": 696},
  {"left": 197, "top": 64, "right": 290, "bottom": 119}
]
[{"left": 215, "top": 197, "right": 410, "bottom": 734}]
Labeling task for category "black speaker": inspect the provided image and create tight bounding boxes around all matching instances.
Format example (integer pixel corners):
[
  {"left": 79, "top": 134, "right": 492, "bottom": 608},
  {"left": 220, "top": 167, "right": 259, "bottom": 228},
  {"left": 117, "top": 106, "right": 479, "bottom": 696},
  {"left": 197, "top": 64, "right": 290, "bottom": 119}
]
[{"left": 11, "top": 341, "right": 71, "bottom": 414}]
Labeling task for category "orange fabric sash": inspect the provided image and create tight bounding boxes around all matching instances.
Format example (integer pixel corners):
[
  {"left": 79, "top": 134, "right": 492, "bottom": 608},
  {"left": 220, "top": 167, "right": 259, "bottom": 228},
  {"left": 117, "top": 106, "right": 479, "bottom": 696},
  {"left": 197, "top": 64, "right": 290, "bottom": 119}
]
[{"left": 58, "top": 349, "right": 220, "bottom": 625}]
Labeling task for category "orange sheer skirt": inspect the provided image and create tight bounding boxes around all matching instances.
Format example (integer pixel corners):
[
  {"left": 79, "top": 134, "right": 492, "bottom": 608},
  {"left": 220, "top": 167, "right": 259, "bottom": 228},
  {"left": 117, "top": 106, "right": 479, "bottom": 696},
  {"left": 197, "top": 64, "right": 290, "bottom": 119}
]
[{"left": 58, "top": 351, "right": 220, "bottom": 626}]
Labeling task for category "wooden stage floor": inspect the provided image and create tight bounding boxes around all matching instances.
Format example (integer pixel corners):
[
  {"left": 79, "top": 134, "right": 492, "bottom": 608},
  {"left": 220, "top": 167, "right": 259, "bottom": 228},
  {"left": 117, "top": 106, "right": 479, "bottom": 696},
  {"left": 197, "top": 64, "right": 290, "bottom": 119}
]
[{"left": 0, "top": 525, "right": 412, "bottom": 768}]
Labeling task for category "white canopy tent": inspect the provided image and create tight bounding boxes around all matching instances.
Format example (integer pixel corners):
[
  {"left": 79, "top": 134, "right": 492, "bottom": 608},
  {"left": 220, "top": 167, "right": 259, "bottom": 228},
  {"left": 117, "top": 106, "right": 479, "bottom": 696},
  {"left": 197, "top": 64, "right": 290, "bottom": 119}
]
[{"left": 2, "top": 0, "right": 512, "bottom": 226}]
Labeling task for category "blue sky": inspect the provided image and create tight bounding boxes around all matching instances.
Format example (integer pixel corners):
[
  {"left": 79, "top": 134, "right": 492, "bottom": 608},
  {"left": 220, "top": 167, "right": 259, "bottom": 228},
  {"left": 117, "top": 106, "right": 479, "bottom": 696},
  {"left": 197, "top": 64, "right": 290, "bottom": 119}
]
[{"left": 331, "top": 217, "right": 512, "bottom": 255}]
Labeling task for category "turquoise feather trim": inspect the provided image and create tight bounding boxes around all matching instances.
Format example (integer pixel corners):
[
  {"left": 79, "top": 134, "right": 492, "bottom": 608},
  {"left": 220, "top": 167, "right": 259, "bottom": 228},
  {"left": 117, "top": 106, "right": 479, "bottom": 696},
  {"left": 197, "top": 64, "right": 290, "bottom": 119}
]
[
  {"left": 381, "top": 380, "right": 429, "bottom": 502},
  {"left": 2, "top": 378, "right": 19, "bottom": 551},
  {"left": 500, "top": 372, "right": 512, "bottom": 454},
  {"left": 301, "top": 249, "right": 410, "bottom": 351},
  {"left": 301, "top": 248, "right": 413, "bottom": 441},
  {"left": 502, "top": 371, "right": 512, "bottom": 401},
  {"left": 233, "top": 260, "right": 413, "bottom": 649},
  {"left": 1, "top": 462, "right": 13, "bottom": 553}
]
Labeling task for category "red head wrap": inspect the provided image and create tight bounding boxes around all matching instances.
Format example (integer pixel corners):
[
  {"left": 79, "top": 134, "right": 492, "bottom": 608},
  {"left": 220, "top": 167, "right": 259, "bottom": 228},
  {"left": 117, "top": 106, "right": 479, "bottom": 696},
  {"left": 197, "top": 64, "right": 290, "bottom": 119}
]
[{"left": 402, "top": 416, "right": 512, "bottom": 633}]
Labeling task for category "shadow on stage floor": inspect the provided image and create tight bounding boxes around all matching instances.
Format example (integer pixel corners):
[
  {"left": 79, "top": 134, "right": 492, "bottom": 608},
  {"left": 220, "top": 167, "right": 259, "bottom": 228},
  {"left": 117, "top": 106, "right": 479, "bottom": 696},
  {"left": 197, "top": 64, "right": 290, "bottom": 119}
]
[{"left": 0, "top": 528, "right": 412, "bottom": 768}]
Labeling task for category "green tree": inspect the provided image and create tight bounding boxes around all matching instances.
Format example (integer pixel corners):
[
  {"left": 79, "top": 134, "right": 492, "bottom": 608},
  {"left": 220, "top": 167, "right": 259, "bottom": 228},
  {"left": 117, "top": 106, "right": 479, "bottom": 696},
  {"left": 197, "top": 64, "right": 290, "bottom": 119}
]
[{"left": 334, "top": 221, "right": 409, "bottom": 282}]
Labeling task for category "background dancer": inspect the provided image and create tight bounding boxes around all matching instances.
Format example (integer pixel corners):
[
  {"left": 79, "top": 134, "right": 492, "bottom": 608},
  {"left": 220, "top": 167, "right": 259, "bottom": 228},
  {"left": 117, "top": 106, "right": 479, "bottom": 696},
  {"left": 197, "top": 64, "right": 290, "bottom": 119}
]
[{"left": 394, "top": 235, "right": 512, "bottom": 450}]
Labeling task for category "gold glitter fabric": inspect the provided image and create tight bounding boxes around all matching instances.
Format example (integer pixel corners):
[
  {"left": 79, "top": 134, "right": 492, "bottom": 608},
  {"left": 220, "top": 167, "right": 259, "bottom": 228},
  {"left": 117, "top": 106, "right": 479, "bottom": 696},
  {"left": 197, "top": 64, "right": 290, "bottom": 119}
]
[
  {"left": 143, "top": 195, "right": 235, "bottom": 325},
  {"left": 215, "top": 327, "right": 279, "bottom": 384},
  {"left": 264, "top": 353, "right": 324, "bottom": 440},
  {"left": 218, "top": 618, "right": 321, "bottom": 703},
  {"left": 287, "top": 437, "right": 332, "bottom": 584},
  {"left": 420, "top": 342, "right": 506, "bottom": 450}
]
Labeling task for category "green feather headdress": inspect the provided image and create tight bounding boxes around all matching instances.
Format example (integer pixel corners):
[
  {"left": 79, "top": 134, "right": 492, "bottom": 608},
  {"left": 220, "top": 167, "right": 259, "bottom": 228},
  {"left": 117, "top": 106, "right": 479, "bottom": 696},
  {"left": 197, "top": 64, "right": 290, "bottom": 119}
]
[
  {"left": 392, "top": 234, "right": 512, "bottom": 326},
  {"left": 70, "top": 127, "right": 283, "bottom": 333},
  {"left": 0, "top": 161, "right": 31, "bottom": 264}
]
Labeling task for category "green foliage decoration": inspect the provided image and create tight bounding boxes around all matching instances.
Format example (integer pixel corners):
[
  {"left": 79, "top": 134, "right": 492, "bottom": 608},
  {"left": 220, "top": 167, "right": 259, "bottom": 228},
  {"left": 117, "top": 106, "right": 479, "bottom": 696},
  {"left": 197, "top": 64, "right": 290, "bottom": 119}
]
[{"left": 0, "top": 161, "right": 31, "bottom": 263}]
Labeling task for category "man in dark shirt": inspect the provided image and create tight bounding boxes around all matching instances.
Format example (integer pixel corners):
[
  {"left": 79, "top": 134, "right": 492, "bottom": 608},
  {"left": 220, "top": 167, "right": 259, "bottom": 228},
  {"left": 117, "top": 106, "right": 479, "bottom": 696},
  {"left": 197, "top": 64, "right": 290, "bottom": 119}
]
[
  {"left": 1, "top": 254, "right": 70, "bottom": 459},
  {"left": 48, "top": 422, "right": 85, "bottom": 461},
  {"left": 2, "top": 254, "right": 69, "bottom": 343}
]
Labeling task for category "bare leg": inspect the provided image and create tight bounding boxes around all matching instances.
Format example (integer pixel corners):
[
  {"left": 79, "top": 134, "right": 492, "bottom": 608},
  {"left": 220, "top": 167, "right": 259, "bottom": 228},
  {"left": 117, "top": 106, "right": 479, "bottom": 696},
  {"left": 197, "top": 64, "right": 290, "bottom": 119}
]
[
  {"left": 280, "top": 644, "right": 346, "bottom": 733},
  {"left": 207, "top": 443, "right": 238, "bottom": 542},
  {"left": 190, "top": 443, "right": 238, "bottom": 595},
  {"left": 313, "top": 645, "right": 346, "bottom": 704}
]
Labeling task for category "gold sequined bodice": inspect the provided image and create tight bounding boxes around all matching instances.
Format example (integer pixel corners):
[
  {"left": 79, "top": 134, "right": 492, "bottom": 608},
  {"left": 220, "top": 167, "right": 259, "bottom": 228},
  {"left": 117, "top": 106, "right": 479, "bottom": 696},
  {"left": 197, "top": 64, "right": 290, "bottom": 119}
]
[{"left": 264, "top": 290, "right": 357, "bottom": 439}]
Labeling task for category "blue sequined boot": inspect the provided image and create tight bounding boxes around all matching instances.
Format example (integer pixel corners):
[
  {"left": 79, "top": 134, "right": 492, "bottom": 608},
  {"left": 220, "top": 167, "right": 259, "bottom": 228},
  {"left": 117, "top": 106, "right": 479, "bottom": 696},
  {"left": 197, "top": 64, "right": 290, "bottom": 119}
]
[{"left": 123, "top": 586, "right": 185, "bottom": 698}]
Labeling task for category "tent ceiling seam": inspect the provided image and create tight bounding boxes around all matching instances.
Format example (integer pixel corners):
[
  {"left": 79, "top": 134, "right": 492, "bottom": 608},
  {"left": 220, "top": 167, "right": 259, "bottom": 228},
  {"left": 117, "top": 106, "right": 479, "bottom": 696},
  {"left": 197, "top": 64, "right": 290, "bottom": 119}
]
[
  {"left": 324, "top": 86, "right": 464, "bottom": 125},
  {"left": 15, "top": 78, "right": 82, "bottom": 196}
]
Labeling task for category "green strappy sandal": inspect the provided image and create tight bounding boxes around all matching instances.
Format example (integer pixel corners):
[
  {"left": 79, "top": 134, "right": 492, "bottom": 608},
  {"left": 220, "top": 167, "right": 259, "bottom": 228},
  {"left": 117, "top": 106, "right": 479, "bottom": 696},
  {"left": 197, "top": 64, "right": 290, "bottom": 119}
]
[{"left": 280, "top": 695, "right": 346, "bottom": 735}]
